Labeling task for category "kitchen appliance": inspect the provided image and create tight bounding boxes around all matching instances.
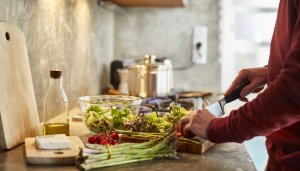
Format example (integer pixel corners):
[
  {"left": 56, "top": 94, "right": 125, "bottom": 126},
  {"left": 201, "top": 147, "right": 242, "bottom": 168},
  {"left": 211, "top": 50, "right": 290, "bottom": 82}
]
[
  {"left": 205, "top": 82, "right": 250, "bottom": 117},
  {"left": 155, "top": 57, "right": 174, "bottom": 90},
  {"left": 117, "top": 69, "right": 129, "bottom": 94},
  {"left": 110, "top": 59, "right": 136, "bottom": 90},
  {"left": 138, "top": 91, "right": 213, "bottom": 117},
  {"left": 0, "top": 22, "right": 40, "bottom": 150},
  {"left": 127, "top": 55, "right": 174, "bottom": 97}
]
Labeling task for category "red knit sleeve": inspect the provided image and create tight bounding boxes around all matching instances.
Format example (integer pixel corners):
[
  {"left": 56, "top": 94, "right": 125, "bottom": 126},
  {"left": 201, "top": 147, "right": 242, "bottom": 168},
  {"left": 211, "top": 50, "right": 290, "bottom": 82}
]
[{"left": 207, "top": 1, "right": 300, "bottom": 143}]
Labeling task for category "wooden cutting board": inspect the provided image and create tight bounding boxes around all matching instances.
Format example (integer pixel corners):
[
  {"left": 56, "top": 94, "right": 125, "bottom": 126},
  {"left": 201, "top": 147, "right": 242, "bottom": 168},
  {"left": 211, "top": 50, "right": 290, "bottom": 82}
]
[
  {"left": 121, "top": 135, "right": 215, "bottom": 154},
  {"left": 25, "top": 136, "right": 85, "bottom": 165},
  {"left": 0, "top": 21, "right": 40, "bottom": 150}
]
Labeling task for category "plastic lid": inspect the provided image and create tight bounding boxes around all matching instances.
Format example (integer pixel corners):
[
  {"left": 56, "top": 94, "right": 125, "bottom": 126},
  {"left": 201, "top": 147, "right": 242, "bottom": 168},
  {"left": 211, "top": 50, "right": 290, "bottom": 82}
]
[{"left": 50, "top": 70, "right": 62, "bottom": 78}]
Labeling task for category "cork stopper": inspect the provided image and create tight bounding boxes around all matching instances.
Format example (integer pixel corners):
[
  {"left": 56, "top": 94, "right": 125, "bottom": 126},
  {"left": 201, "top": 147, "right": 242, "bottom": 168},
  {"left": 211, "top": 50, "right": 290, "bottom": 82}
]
[
  {"left": 50, "top": 64, "right": 62, "bottom": 78},
  {"left": 50, "top": 70, "right": 62, "bottom": 78}
]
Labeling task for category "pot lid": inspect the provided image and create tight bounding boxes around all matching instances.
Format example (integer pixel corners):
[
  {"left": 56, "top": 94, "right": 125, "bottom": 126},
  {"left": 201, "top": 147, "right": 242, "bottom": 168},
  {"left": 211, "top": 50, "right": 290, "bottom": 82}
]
[{"left": 128, "top": 55, "right": 170, "bottom": 70}]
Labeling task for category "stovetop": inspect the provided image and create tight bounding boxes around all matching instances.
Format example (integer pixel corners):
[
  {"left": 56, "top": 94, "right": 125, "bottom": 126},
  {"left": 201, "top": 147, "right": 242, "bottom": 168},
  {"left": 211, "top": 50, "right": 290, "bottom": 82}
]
[{"left": 138, "top": 95, "right": 211, "bottom": 117}]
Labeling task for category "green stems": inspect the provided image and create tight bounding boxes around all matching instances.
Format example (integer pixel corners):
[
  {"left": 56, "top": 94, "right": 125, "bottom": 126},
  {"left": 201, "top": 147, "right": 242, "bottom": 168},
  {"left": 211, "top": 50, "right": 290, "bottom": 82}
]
[
  {"left": 77, "top": 132, "right": 180, "bottom": 170},
  {"left": 122, "top": 131, "right": 202, "bottom": 146},
  {"left": 115, "top": 129, "right": 164, "bottom": 136}
]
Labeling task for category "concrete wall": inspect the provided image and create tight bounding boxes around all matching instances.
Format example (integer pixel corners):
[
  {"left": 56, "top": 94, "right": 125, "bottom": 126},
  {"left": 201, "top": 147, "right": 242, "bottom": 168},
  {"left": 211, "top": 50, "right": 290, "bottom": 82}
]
[
  {"left": 114, "top": 0, "right": 221, "bottom": 92},
  {"left": 0, "top": 0, "right": 221, "bottom": 122},
  {"left": 0, "top": 0, "right": 114, "bottom": 122}
]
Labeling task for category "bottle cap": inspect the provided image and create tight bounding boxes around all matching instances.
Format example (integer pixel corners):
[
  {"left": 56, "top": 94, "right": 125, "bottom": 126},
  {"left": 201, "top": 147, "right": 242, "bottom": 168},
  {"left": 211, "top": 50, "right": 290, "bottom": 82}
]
[{"left": 50, "top": 70, "right": 62, "bottom": 78}]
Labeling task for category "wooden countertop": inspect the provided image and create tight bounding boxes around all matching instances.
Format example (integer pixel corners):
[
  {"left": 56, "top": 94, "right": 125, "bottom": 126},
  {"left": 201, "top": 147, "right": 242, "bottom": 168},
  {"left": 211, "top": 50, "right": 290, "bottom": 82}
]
[{"left": 0, "top": 107, "right": 256, "bottom": 171}]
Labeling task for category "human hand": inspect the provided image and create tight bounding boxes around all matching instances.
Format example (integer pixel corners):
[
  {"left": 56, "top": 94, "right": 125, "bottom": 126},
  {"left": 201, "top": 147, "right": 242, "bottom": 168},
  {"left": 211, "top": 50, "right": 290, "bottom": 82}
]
[
  {"left": 224, "top": 67, "right": 268, "bottom": 102},
  {"left": 178, "top": 109, "right": 216, "bottom": 140}
]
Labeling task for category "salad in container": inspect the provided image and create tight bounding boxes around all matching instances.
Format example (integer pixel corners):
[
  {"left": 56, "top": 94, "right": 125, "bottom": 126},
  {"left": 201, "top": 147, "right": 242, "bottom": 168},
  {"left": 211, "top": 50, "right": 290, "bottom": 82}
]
[{"left": 77, "top": 95, "right": 142, "bottom": 134}]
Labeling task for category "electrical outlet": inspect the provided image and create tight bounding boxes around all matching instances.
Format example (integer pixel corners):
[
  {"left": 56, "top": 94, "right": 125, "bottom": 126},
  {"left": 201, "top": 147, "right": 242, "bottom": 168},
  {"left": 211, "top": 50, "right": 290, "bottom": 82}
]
[{"left": 192, "top": 26, "right": 207, "bottom": 64}]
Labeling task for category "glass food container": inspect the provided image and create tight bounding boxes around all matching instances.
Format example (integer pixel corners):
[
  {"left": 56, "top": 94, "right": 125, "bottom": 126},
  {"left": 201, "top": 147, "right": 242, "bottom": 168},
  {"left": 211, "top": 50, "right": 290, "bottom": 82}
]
[
  {"left": 78, "top": 95, "right": 142, "bottom": 134},
  {"left": 43, "top": 69, "right": 69, "bottom": 136}
]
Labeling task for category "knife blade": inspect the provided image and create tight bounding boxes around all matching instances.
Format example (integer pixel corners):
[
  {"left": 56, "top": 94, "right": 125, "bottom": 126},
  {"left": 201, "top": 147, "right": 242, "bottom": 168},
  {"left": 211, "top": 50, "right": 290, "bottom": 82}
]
[{"left": 205, "top": 82, "right": 251, "bottom": 117}]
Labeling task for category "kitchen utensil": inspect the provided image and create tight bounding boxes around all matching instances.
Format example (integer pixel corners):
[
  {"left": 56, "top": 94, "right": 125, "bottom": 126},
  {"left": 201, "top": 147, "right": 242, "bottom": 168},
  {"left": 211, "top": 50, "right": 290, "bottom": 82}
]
[
  {"left": 205, "top": 82, "right": 250, "bottom": 117},
  {"left": 155, "top": 57, "right": 174, "bottom": 90},
  {"left": 0, "top": 21, "right": 40, "bottom": 149},
  {"left": 117, "top": 69, "right": 128, "bottom": 94},
  {"left": 77, "top": 95, "right": 142, "bottom": 134},
  {"left": 179, "top": 91, "right": 212, "bottom": 98},
  {"left": 127, "top": 55, "right": 174, "bottom": 97},
  {"left": 178, "top": 91, "right": 213, "bottom": 110},
  {"left": 110, "top": 60, "right": 123, "bottom": 90},
  {"left": 108, "top": 89, "right": 123, "bottom": 95},
  {"left": 121, "top": 135, "right": 214, "bottom": 154},
  {"left": 25, "top": 136, "right": 84, "bottom": 165},
  {"left": 110, "top": 59, "right": 137, "bottom": 90}
]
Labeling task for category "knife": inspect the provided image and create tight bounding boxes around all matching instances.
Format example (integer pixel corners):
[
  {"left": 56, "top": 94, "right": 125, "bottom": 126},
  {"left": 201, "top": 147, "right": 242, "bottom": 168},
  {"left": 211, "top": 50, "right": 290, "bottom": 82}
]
[{"left": 205, "top": 82, "right": 250, "bottom": 117}]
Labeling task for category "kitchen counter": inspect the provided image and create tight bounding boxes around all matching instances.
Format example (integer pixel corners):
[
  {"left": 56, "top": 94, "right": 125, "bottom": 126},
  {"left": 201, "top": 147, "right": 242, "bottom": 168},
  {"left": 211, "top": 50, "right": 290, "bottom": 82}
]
[{"left": 0, "top": 108, "right": 256, "bottom": 171}]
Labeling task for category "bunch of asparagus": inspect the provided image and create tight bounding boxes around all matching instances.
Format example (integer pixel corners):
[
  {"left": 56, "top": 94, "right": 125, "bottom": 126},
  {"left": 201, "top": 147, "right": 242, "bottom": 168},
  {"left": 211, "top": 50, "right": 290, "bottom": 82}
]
[
  {"left": 115, "top": 130, "right": 202, "bottom": 146},
  {"left": 76, "top": 131, "right": 180, "bottom": 170}
]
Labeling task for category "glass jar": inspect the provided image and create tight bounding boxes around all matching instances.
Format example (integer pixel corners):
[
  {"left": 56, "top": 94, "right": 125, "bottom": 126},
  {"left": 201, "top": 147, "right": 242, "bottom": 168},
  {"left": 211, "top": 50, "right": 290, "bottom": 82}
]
[{"left": 43, "top": 69, "right": 69, "bottom": 136}]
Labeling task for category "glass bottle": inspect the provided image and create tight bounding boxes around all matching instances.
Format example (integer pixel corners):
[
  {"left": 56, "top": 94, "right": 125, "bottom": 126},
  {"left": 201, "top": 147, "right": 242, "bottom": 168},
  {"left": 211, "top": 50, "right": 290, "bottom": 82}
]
[{"left": 43, "top": 68, "right": 69, "bottom": 136}]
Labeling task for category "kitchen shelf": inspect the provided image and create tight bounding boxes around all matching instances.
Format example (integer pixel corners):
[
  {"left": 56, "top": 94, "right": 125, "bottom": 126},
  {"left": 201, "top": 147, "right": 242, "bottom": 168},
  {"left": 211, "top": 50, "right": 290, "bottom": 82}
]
[{"left": 106, "top": 0, "right": 186, "bottom": 7}]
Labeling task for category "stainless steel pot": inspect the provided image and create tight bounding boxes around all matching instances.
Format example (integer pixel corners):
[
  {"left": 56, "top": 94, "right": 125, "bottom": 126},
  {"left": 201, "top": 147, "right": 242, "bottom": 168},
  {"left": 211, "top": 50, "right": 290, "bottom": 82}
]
[{"left": 127, "top": 55, "right": 173, "bottom": 97}]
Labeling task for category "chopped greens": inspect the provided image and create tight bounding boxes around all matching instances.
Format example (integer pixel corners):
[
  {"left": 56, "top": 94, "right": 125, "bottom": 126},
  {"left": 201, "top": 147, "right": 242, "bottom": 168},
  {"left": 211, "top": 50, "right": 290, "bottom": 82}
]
[
  {"left": 84, "top": 106, "right": 134, "bottom": 133},
  {"left": 122, "top": 105, "right": 190, "bottom": 133},
  {"left": 109, "top": 106, "right": 133, "bottom": 128},
  {"left": 84, "top": 104, "right": 191, "bottom": 134},
  {"left": 167, "top": 105, "right": 189, "bottom": 124}
]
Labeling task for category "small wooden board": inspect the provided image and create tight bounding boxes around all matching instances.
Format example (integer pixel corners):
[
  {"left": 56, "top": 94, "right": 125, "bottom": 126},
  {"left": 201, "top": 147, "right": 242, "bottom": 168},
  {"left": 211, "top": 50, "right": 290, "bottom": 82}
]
[
  {"left": 25, "top": 136, "right": 84, "bottom": 165},
  {"left": 121, "top": 135, "right": 215, "bottom": 154}
]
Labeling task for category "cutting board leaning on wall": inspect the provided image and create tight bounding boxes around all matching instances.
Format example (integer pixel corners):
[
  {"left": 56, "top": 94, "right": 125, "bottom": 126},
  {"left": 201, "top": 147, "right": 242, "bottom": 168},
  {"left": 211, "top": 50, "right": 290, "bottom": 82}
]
[{"left": 0, "top": 21, "right": 40, "bottom": 150}]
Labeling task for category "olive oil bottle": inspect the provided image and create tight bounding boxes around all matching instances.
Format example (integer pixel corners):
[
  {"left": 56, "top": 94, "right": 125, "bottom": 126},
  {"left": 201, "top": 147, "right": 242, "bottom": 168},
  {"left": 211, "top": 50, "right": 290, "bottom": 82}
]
[
  {"left": 43, "top": 123, "right": 69, "bottom": 136},
  {"left": 43, "top": 65, "right": 69, "bottom": 136}
]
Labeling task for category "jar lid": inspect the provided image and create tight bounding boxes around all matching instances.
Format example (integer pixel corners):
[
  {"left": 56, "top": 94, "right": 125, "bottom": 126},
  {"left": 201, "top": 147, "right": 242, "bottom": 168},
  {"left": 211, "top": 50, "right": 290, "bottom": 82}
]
[{"left": 50, "top": 70, "right": 62, "bottom": 78}]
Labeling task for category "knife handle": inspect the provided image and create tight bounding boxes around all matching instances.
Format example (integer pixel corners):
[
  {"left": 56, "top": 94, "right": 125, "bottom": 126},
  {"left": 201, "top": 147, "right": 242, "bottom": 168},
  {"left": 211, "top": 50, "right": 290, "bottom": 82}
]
[{"left": 224, "top": 82, "right": 251, "bottom": 103}]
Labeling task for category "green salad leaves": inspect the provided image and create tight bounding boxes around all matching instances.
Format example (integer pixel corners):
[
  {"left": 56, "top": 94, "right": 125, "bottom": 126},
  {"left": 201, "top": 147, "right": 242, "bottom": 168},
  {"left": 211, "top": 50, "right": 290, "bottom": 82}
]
[
  {"left": 85, "top": 105, "right": 191, "bottom": 134},
  {"left": 110, "top": 107, "right": 134, "bottom": 128},
  {"left": 85, "top": 106, "right": 134, "bottom": 133}
]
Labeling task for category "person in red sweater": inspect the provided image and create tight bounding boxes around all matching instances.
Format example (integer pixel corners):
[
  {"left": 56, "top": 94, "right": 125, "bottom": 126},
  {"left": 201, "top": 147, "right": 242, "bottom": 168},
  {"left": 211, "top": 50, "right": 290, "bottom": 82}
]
[{"left": 178, "top": 0, "right": 300, "bottom": 170}]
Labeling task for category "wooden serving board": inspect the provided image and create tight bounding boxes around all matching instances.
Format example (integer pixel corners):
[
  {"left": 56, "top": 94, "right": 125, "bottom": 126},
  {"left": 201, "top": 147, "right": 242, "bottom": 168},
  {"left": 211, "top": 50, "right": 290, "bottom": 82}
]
[
  {"left": 121, "top": 135, "right": 215, "bottom": 154},
  {"left": 25, "top": 136, "right": 84, "bottom": 165},
  {"left": 0, "top": 21, "right": 40, "bottom": 150}
]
